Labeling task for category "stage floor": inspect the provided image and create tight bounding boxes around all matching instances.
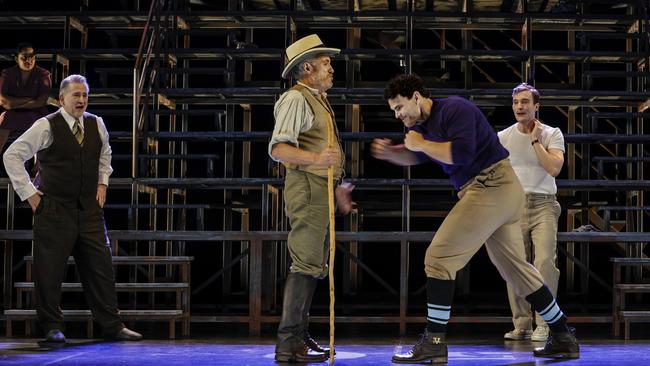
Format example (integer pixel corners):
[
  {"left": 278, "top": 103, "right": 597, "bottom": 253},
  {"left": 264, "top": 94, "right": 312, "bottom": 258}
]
[{"left": 1, "top": 331, "right": 649, "bottom": 365}]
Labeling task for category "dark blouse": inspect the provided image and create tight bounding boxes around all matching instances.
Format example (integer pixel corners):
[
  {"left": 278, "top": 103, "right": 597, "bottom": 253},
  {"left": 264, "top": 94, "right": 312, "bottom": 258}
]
[{"left": 0, "top": 65, "right": 52, "bottom": 131}]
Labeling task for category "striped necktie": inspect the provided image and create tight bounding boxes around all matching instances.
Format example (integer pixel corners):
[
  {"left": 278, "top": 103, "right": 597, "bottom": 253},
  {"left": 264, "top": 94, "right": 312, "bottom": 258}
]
[{"left": 72, "top": 118, "right": 84, "bottom": 145}]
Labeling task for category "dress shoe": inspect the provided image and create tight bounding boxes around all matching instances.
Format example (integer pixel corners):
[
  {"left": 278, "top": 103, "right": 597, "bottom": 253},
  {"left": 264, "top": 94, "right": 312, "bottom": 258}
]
[
  {"left": 304, "top": 334, "right": 334, "bottom": 354},
  {"left": 275, "top": 343, "right": 327, "bottom": 363},
  {"left": 108, "top": 327, "right": 143, "bottom": 341},
  {"left": 533, "top": 327, "right": 579, "bottom": 359},
  {"left": 392, "top": 329, "right": 447, "bottom": 364},
  {"left": 45, "top": 329, "right": 66, "bottom": 343}
]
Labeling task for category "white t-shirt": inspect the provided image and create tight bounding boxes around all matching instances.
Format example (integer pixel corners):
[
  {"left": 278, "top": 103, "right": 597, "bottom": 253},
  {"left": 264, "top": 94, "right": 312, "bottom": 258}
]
[{"left": 498, "top": 122, "right": 565, "bottom": 195}]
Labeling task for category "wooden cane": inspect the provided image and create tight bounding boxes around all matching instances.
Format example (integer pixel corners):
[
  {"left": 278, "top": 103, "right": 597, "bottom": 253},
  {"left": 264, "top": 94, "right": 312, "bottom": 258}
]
[{"left": 326, "top": 114, "right": 336, "bottom": 364}]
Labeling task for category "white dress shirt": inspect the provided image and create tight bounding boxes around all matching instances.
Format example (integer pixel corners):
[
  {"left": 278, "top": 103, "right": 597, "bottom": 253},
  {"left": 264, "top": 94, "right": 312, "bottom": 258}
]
[{"left": 3, "top": 107, "right": 113, "bottom": 201}]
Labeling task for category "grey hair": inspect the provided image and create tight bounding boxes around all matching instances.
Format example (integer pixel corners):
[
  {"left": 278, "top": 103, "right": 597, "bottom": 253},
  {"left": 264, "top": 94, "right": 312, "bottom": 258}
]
[
  {"left": 59, "top": 74, "right": 89, "bottom": 96},
  {"left": 290, "top": 52, "right": 331, "bottom": 79},
  {"left": 290, "top": 58, "right": 315, "bottom": 80}
]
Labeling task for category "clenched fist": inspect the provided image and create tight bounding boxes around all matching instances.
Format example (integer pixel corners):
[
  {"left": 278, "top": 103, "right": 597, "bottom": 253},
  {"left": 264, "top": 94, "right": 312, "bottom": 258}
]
[
  {"left": 371, "top": 138, "right": 400, "bottom": 161},
  {"left": 335, "top": 182, "right": 355, "bottom": 214},
  {"left": 404, "top": 130, "right": 425, "bottom": 152}
]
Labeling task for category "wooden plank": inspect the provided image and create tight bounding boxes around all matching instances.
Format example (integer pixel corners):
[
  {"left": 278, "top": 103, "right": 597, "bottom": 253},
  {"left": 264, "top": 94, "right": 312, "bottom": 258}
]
[
  {"left": 23, "top": 256, "right": 194, "bottom": 264},
  {"left": 15, "top": 282, "right": 188, "bottom": 289},
  {"left": 614, "top": 284, "right": 650, "bottom": 291},
  {"left": 2, "top": 230, "right": 649, "bottom": 243},
  {"left": 610, "top": 258, "right": 650, "bottom": 264},
  {"left": 5, "top": 309, "right": 183, "bottom": 318},
  {"left": 620, "top": 311, "right": 650, "bottom": 318}
]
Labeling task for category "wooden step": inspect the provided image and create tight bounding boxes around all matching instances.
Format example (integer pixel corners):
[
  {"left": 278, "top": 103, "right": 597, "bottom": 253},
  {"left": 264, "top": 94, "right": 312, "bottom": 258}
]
[
  {"left": 113, "top": 154, "right": 220, "bottom": 161},
  {"left": 15, "top": 282, "right": 188, "bottom": 291},
  {"left": 23, "top": 256, "right": 193, "bottom": 265},
  {"left": 614, "top": 284, "right": 650, "bottom": 292},
  {"left": 620, "top": 311, "right": 650, "bottom": 319},
  {"left": 3, "top": 309, "right": 186, "bottom": 339},
  {"left": 4, "top": 309, "right": 183, "bottom": 319},
  {"left": 619, "top": 311, "right": 650, "bottom": 339},
  {"left": 610, "top": 258, "right": 650, "bottom": 265}
]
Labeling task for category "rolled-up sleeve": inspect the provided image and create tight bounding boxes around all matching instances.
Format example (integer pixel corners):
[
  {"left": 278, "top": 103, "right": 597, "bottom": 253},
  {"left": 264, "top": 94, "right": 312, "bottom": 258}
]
[
  {"left": 3, "top": 117, "right": 50, "bottom": 201},
  {"left": 268, "top": 90, "right": 313, "bottom": 161}
]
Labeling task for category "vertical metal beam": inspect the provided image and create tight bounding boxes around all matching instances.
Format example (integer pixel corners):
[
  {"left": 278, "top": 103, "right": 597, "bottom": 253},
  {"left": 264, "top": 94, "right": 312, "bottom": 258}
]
[
  {"left": 241, "top": 28, "right": 254, "bottom": 292},
  {"left": 222, "top": 0, "right": 238, "bottom": 297},
  {"left": 405, "top": 0, "right": 413, "bottom": 74},
  {"left": 249, "top": 239, "right": 262, "bottom": 336},
  {"left": 400, "top": 0, "right": 414, "bottom": 335},
  {"left": 2, "top": 182, "right": 14, "bottom": 310},
  {"left": 343, "top": 27, "right": 361, "bottom": 295},
  {"left": 522, "top": 17, "right": 531, "bottom": 82}
]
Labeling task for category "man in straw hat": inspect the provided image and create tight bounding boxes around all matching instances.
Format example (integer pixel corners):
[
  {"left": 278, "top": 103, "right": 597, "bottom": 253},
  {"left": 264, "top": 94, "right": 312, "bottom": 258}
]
[{"left": 269, "top": 34, "right": 353, "bottom": 363}]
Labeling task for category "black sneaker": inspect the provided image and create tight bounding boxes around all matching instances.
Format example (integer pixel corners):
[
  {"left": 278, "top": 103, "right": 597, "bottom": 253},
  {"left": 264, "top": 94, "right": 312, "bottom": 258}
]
[
  {"left": 533, "top": 327, "right": 580, "bottom": 359},
  {"left": 392, "top": 330, "right": 447, "bottom": 364}
]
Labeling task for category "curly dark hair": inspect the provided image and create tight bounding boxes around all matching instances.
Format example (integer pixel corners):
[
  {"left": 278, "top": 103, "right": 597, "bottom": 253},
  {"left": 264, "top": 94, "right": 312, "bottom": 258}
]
[{"left": 383, "top": 74, "right": 430, "bottom": 101}]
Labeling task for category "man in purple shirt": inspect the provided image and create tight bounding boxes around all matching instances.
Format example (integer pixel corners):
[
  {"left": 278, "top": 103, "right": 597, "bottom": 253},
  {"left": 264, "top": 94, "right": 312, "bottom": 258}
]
[{"left": 371, "top": 74, "right": 579, "bottom": 363}]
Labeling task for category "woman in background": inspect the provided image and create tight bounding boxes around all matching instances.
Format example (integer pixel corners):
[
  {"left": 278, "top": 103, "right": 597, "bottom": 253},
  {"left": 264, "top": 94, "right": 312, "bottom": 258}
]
[{"left": 0, "top": 42, "right": 52, "bottom": 152}]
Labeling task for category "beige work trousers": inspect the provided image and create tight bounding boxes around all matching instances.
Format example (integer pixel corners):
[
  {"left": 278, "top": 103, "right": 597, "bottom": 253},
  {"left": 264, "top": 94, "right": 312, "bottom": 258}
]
[
  {"left": 506, "top": 194, "right": 561, "bottom": 329},
  {"left": 424, "top": 159, "right": 545, "bottom": 300}
]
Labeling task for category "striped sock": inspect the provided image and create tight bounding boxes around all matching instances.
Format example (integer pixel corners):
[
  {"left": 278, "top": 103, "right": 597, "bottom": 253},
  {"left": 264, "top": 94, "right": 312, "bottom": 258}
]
[
  {"left": 425, "top": 277, "right": 455, "bottom": 333},
  {"left": 526, "top": 285, "right": 569, "bottom": 333}
]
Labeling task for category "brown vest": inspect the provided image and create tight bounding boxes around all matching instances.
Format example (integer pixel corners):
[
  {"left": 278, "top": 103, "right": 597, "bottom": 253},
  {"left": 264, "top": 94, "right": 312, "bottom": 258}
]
[{"left": 283, "top": 84, "right": 344, "bottom": 179}]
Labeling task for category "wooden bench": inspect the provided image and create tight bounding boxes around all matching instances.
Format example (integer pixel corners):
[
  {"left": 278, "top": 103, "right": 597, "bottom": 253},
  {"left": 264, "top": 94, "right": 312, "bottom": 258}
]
[
  {"left": 4, "top": 309, "right": 183, "bottom": 339},
  {"left": 5, "top": 255, "right": 193, "bottom": 339},
  {"left": 14, "top": 282, "right": 188, "bottom": 308},
  {"left": 619, "top": 311, "right": 650, "bottom": 339},
  {"left": 611, "top": 257, "right": 650, "bottom": 339},
  {"left": 3, "top": 230, "right": 649, "bottom": 337}
]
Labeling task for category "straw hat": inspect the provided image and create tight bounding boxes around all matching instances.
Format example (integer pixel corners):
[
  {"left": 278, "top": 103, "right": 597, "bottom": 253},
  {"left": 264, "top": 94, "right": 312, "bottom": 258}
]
[{"left": 281, "top": 34, "right": 340, "bottom": 79}]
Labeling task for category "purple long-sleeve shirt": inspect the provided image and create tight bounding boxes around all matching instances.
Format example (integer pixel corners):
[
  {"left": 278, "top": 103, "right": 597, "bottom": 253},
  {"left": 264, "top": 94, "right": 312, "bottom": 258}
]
[{"left": 410, "top": 96, "right": 508, "bottom": 190}]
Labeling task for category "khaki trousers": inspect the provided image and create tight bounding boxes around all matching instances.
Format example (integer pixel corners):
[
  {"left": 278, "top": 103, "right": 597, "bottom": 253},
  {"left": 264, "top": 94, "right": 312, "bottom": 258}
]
[
  {"left": 507, "top": 194, "right": 561, "bottom": 329},
  {"left": 284, "top": 169, "right": 330, "bottom": 278},
  {"left": 424, "top": 159, "right": 545, "bottom": 299}
]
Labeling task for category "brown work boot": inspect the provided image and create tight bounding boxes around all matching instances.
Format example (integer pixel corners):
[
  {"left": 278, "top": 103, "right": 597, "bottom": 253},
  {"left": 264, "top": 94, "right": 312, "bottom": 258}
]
[{"left": 392, "top": 329, "right": 447, "bottom": 364}]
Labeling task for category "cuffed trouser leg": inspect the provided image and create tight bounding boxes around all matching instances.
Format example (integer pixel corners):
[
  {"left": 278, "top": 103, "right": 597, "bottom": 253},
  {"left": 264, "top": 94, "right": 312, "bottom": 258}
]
[
  {"left": 74, "top": 204, "right": 124, "bottom": 335},
  {"left": 33, "top": 197, "right": 75, "bottom": 333},
  {"left": 506, "top": 197, "right": 561, "bottom": 329}
]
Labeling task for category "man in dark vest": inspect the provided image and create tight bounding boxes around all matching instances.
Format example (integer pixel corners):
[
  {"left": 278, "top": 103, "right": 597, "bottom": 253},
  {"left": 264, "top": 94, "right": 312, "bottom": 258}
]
[
  {"left": 269, "top": 34, "right": 353, "bottom": 362},
  {"left": 3, "top": 74, "right": 142, "bottom": 343}
]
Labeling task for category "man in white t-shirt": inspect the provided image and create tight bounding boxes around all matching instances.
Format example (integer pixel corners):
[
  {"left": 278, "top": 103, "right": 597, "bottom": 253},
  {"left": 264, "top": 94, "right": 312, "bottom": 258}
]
[{"left": 498, "top": 83, "right": 565, "bottom": 342}]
